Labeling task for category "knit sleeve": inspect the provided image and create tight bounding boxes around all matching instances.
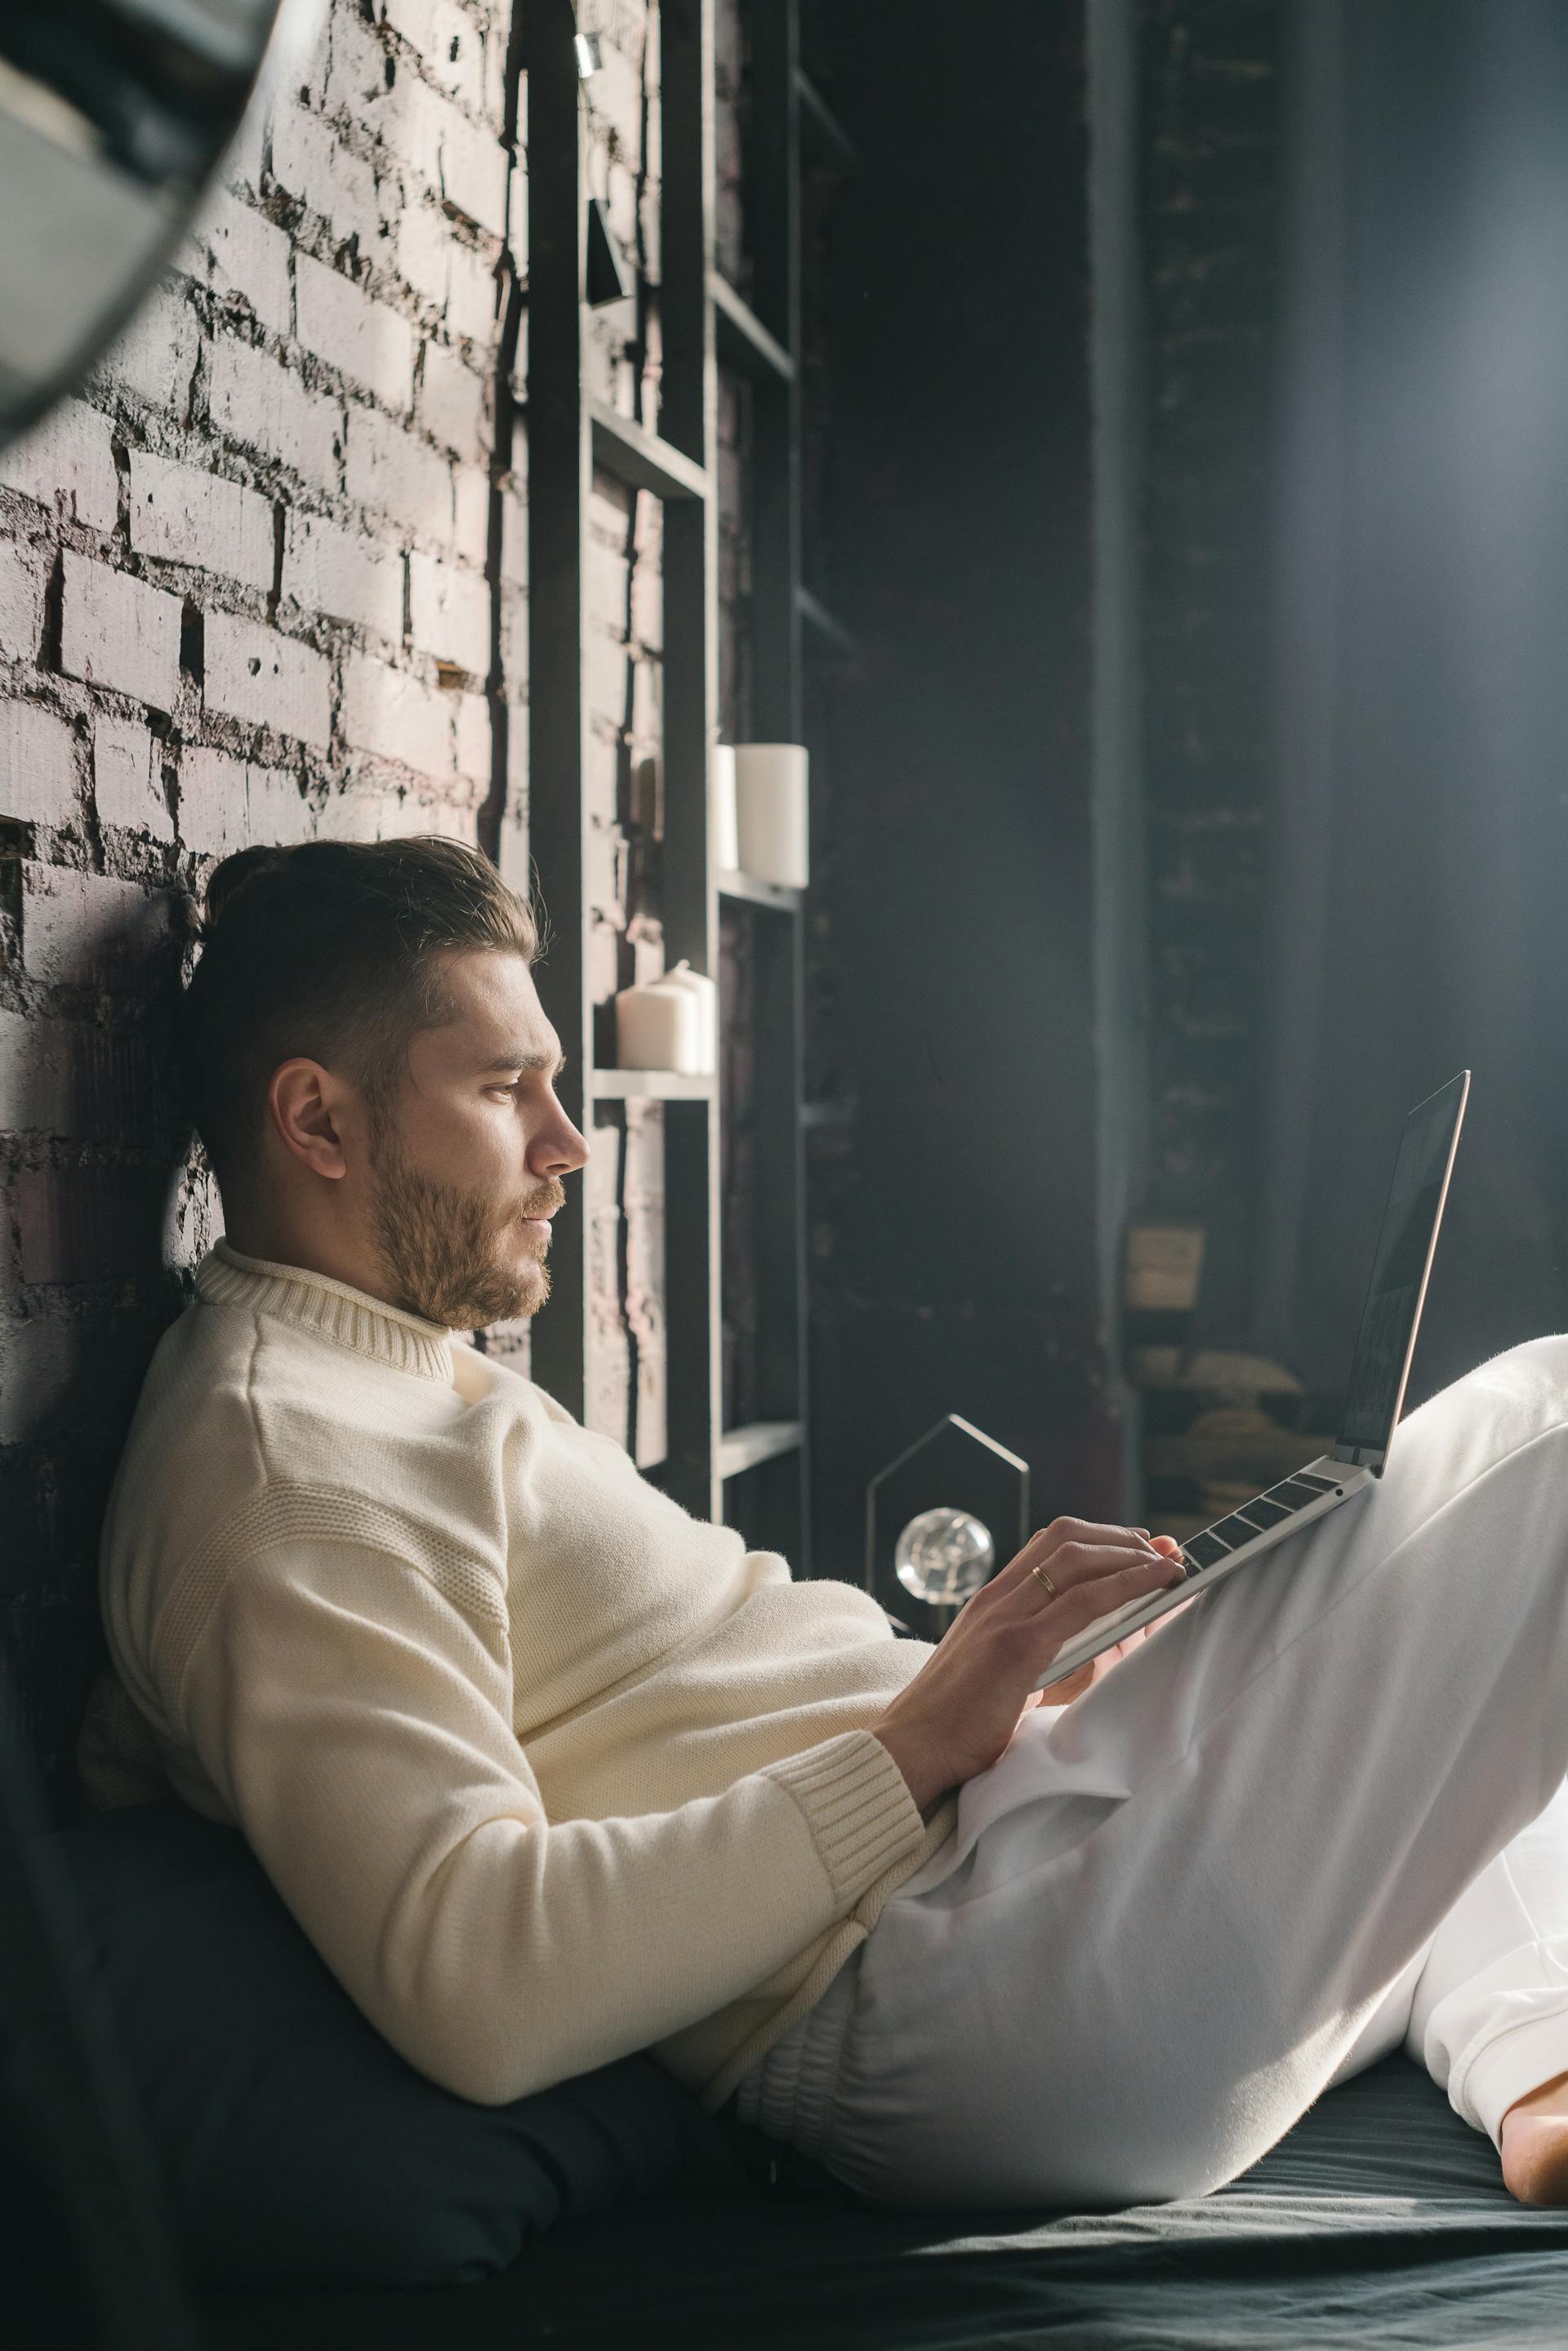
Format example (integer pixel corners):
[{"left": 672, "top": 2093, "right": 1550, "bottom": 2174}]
[{"left": 164, "top": 1529, "right": 924, "bottom": 2106}]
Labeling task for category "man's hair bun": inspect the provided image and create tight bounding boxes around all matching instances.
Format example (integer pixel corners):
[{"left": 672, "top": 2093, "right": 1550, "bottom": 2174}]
[{"left": 201, "top": 844, "right": 295, "bottom": 936}]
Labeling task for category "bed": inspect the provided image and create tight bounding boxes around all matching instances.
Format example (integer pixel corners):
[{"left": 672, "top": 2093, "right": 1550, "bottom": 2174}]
[{"left": 191, "top": 2055, "right": 1568, "bottom": 2351}]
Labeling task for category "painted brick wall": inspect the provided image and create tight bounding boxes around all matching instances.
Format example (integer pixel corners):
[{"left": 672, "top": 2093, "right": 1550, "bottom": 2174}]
[
  {"left": 1137, "top": 0, "right": 1282, "bottom": 1342},
  {"left": 0, "top": 0, "right": 692, "bottom": 1809}
]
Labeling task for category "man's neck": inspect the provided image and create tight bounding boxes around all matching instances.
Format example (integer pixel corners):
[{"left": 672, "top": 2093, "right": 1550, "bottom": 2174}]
[{"left": 220, "top": 1198, "right": 397, "bottom": 1314}]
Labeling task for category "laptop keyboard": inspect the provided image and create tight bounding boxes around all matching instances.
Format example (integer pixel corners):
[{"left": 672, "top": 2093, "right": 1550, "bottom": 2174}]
[{"left": 1178, "top": 1470, "right": 1339, "bottom": 1577}]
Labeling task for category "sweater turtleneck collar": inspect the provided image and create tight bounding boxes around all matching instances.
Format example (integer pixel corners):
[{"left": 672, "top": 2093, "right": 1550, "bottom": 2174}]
[{"left": 195, "top": 1238, "right": 456, "bottom": 1383}]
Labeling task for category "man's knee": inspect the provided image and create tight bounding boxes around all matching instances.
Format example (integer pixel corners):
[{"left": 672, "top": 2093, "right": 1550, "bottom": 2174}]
[{"left": 1466, "top": 1334, "right": 1568, "bottom": 1424}]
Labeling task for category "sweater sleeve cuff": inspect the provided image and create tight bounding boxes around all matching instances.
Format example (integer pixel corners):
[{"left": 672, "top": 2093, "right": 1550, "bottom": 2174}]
[{"left": 762, "top": 1730, "right": 926, "bottom": 1912}]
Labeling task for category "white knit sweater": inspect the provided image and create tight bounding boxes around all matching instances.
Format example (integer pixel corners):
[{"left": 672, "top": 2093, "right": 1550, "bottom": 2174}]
[{"left": 87, "top": 1240, "right": 956, "bottom": 2109}]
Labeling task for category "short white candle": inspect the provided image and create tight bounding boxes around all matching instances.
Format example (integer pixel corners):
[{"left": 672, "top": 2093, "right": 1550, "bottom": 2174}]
[
  {"left": 615, "top": 977, "right": 701, "bottom": 1071},
  {"left": 660, "top": 960, "right": 717, "bottom": 1073}
]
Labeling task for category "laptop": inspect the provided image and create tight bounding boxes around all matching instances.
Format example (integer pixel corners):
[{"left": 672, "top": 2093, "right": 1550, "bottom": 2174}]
[{"left": 1033, "top": 1069, "right": 1472, "bottom": 1691}]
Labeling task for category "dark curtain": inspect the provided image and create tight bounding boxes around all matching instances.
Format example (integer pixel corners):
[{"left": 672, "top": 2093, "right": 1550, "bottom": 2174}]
[{"left": 1254, "top": 0, "right": 1568, "bottom": 1412}]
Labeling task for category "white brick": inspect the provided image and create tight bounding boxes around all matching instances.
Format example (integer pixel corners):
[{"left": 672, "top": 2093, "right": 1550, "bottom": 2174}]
[
  {"left": 482, "top": 17, "right": 507, "bottom": 127},
  {"left": 345, "top": 403, "right": 452, "bottom": 534},
  {"left": 208, "top": 336, "right": 342, "bottom": 492},
  {"left": 246, "top": 761, "right": 315, "bottom": 844},
  {"left": 180, "top": 746, "right": 312, "bottom": 856},
  {"left": 127, "top": 451, "right": 276, "bottom": 593},
  {"left": 383, "top": 0, "right": 490, "bottom": 116},
  {"left": 363, "top": 59, "right": 506, "bottom": 236},
  {"left": 93, "top": 712, "right": 172, "bottom": 839},
  {"left": 434, "top": 97, "right": 507, "bottom": 236},
  {"left": 398, "top": 208, "right": 499, "bottom": 347},
  {"left": 0, "top": 543, "right": 43, "bottom": 659},
  {"left": 315, "top": 784, "right": 406, "bottom": 841},
  {"left": 283, "top": 511, "right": 403, "bottom": 640},
  {"left": 296, "top": 253, "right": 414, "bottom": 405},
  {"left": 197, "top": 188, "right": 292, "bottom": 336},
  {"left": 416, "top": 338, "right": 488, "bottom": 460},
  {"left": 20, "top": 862, "right": 173, "bottom": 990},
  {"left": 176, "top": 745, "right": 247, "bottom": 857},
  {"left": 452, "top": 462, "right": 488, "bottom": 563},
  {"left": 365, "top": 65, "right": 448, "bottom": 189},
  {"left": 448, "top": 236, "right": 501, "bottom": 346},
  {"left": 394, "top": 199, "right": 454, "bottom": 318},
  {"left": 456, "top": 691, "right": 490, "bottom": 789},
  {"left": 0, "top": 702, "right": 78, "bottom": 827},
  {"left": 341, "top": 650, "right": 453, "bottom": 777},
  {"left": 604, "top": 158, "right": 638, "bottom": 259},
  {"left": 60, "top": 556, "right": 183, "bottom": 711},
  {"left": 588, "top": 40, "right": 643, "bottom": 153},
  {"left": 0, "top": 399, "right": 119, "bottom": 533},
  {"left": 270, "top": 100, "right": 378, "bottom": 231},
  {"left": 408, "top": 551, "right": 488, "bottom": 671},
  {"left": 205, "top": 614, "right": 332, "bottom": 746},
  {"left": 97, "top": 279, "right": 202, "bottom": 415},
  {"left": 322, "top": 6, "right": 389, "bottom": 115}
]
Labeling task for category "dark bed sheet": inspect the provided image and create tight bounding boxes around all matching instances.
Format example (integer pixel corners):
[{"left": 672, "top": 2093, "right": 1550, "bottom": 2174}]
[{"left": 198, "top": 2057, "right": 1568, "bottom": 2351}]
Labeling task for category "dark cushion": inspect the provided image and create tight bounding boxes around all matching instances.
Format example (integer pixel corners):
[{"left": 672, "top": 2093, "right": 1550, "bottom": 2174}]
[{"left": 11, "top": 1799, "right": 760, "bottom": 2288}]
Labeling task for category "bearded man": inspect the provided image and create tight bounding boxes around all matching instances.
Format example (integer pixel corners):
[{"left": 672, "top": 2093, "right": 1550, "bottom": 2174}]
[{"left": 84, "top": 837, "right": 1568, "bottom": 2211}]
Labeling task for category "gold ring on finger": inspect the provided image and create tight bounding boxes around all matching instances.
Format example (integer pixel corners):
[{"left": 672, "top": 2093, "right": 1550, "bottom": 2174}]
[{"left": 1030, "top": 1562, "right": 1058, "bottom": 1598}]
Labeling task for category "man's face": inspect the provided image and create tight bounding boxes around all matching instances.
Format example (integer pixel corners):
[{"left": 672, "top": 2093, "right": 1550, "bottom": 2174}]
[{"left": 365, "top": 948, "right": 589, "bottom": 1329}]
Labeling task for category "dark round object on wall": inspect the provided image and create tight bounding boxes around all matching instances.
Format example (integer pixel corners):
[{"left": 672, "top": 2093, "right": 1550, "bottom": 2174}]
[{"left": 0, "top": 0, "right": 320, "bottom": 452}]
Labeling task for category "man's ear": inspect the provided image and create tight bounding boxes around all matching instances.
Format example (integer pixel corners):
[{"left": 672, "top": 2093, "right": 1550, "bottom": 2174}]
[{"left": 267, "top": 1059, "right": 351, "bottom": 1182}]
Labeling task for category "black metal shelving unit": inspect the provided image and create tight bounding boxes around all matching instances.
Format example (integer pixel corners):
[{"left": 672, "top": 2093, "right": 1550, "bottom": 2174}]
[{"left": 528, "top": 0, "right": 819, "bottom": 1565}]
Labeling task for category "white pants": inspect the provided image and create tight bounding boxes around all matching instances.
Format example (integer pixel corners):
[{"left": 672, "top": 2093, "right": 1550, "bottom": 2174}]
[{"left": 739, "top": 1337, "right": 1568, "bottom": 2208}]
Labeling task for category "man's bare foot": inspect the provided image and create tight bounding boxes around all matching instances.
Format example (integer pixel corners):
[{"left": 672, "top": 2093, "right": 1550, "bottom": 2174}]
[{"left": 1499, "top": 2071, "right": 1568, "bottom": 2206}]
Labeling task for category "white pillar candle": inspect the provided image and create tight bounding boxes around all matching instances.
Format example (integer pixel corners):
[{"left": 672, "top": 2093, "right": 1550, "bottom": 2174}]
[
  {"left": 614, "top": 977, "right": 700, "bottom": 1071},
  {"left": 660, "top": 960, "right": 718, "bottom": 1073},
  {"left": 712, "top": 745, "right": 740, "bottom": 873},
  {"left": 735, "top": 743, "right": 808, "bottom": 888}
]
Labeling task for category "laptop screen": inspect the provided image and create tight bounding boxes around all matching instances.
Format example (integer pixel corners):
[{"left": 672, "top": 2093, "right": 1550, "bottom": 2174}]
[{"left": 1337, "top": 1071, "right": 1469, "bottom": 1457}]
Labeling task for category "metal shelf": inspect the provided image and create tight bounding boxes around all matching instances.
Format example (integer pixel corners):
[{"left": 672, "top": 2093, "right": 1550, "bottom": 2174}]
[
  {"left": 719, "top": 867, "right": 804, "bottom": 913},
  {"left": 588, "top": 399, "right": 709, "bottom": 502},
  {"left": 718, "top": 1419, "right": 804, "bottom": 1479},
  {"left": 590, "top": 1068, "right": 716, "bottom": 1101},
  {"left": 531, "top": 3, "right": 811, "bottom": 1565},
  {"left": 710, "top": 271, "right": 795, "bottom": 383}
]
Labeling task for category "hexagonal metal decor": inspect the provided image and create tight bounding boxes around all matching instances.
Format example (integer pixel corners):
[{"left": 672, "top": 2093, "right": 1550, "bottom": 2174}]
[{"left": 864, "top": 1414, "right": 1030, "bottom": 1641}]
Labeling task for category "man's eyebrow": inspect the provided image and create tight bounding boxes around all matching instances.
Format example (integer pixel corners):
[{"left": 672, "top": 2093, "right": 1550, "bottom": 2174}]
[{"left": 482, "top": 1046, "right": 569, "bottom": 1077}]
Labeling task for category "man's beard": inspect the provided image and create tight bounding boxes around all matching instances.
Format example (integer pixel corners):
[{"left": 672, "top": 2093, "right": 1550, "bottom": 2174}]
[{"left": 368, "top": 1119, "right": 559, "bottom": 1329}]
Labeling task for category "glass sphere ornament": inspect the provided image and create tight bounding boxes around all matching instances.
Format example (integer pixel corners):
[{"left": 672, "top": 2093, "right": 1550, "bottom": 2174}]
[{"left": 893, "top": 1507, "right": 996, "bottom": 1610}]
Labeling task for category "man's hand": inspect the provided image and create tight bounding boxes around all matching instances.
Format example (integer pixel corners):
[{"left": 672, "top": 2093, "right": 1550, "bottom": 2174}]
[
  {"left": 1028, "top": 1533, "right": 1187, "bottom": 1704},
  {"left": 870, "top": 1521, "right": 1186, "bottom": 1814}
]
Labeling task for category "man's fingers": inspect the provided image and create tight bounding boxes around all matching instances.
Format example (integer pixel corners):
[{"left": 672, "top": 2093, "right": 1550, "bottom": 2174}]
[
  {"left": 999, "top": 1518, "right": 1160, "bottom": 1593},
  {"left": 1007, "top": 1538, "right": 1168, "bottom": 1603},
  {"left": 1029, "top": 1552, "right": 1183, "bottom": 1649}
]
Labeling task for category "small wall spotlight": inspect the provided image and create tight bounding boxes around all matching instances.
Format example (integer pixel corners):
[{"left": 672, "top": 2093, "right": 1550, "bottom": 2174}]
[{"left": 574, "top": 31, "right": 602, "bottom": 78}]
